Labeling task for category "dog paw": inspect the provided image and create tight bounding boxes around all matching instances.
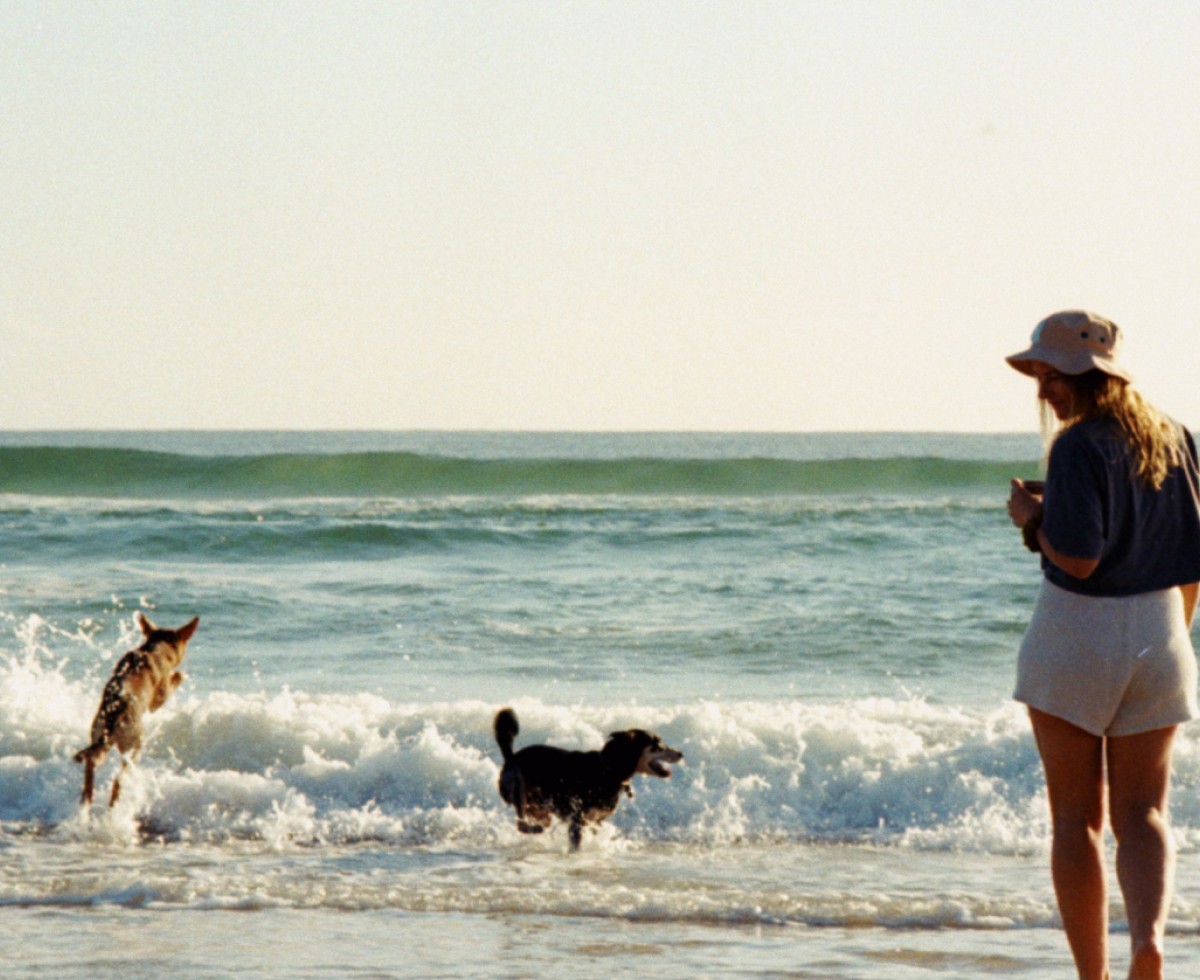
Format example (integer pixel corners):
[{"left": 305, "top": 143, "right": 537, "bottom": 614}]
[{"left": 517, "top": 821, "right": 545, "bottom": 834}]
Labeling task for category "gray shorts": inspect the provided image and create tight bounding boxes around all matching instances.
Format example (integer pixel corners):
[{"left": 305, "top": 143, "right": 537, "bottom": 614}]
[{"left": 1014, "top": 579, "right": 1198, "bottom": 736}]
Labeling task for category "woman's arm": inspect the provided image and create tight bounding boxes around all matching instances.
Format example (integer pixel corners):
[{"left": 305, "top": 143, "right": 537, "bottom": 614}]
[
  {"left": 1035, "top": 530, "right": 1100, "bottom": 580},
  {"left": 1008, "top": 478, "right": 1100, "bottom": 580}
]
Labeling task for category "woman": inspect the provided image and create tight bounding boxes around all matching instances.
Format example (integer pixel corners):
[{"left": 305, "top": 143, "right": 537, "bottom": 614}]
[{"left": 1006, "top": 310, "right": 1200, "bottom": 980}]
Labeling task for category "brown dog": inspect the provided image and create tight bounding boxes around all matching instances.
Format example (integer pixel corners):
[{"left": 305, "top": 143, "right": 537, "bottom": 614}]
[
  {"left": 494, "top": 707, "right": 682, "bottom": 849},
  {"left": 74, "top": 613, "right": 199, "bottom": 806}
]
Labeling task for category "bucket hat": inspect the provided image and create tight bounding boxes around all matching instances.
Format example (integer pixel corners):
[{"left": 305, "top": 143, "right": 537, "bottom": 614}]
[{"left": 1006, "top": 310, "right": 1132, "bottom": 382}]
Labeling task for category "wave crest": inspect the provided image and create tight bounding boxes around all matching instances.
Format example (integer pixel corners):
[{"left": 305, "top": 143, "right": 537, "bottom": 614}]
[{"left": 0, "top": 446, "right": 1034, "bottom": 499}]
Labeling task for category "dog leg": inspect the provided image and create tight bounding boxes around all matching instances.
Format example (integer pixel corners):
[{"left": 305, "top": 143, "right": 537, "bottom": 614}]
[
  {"left": 75, "top": 743, "right": 108, "bottom": 806},
  {"left": 499, "top": 767, "right": 528, "bottom": 822},
  {"left": 109, "top": 758, "right": 128, "bottom": 807},
  {"left": 569, "top": 818, "right": 583, "bottom": 850},
  {"left": 81, "top": 759, "right": 96, "bottom": 806}
]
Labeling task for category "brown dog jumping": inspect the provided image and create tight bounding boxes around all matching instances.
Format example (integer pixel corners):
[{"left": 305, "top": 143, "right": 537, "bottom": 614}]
[
  {"left": 494, "top": 707, "right": 682, "bottom": 849},
  {"left": 74, "top": 613, "right": 199, "bottom": 806}
]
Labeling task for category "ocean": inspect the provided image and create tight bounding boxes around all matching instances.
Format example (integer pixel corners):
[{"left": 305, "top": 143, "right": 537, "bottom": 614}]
[{"left": 3, "top": 430, "right": 1200, "bottom": 978}]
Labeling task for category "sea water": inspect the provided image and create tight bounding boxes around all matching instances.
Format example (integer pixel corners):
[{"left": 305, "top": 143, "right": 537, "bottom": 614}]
[{"left": 2, "top": 431, "right": 1200, "bottom": 978}]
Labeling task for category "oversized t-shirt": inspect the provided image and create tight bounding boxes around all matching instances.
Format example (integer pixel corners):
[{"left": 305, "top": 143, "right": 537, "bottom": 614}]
[{"left": 1040, "top": 417, "right": 1200, "bottom": 596}]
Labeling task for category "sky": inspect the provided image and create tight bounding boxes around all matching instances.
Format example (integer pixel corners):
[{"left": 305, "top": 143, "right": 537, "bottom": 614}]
[{"left": 2, "top": 0, "right": 1198, "bottom": 432}]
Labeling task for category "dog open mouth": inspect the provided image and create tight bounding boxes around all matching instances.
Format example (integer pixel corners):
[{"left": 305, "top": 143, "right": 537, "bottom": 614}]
[{"left": 645, "top": 748, "right": 683, "bottom": 778}]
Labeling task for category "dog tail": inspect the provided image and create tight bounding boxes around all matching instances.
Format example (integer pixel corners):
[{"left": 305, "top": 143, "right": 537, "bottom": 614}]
[
  {"left": 494, "top": 709, "right": 528, "bottom": 820},
  {"left": 494, "top": 708, "right": 519, "bottom": 762}
]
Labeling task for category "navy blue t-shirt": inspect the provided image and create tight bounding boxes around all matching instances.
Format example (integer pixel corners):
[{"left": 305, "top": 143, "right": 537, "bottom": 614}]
[{"left": 1041, "top": 417, "right": 1200, "bottom": 596}]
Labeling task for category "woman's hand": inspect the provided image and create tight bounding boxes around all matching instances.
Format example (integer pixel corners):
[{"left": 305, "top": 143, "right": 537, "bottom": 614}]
[{"left": 1008, "top": 478, "right": 1043, "bottom": 529}]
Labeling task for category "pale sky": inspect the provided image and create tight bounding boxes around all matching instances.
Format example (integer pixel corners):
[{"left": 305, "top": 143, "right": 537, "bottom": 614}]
[{"left": 2, "top": 1, "right": 1197, "bottom": 432}]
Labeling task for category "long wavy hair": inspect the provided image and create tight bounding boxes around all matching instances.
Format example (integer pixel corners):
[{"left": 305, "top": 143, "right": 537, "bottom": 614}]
[{"left": 1043, "top": 370, "right": 1182, "bottom": 489}]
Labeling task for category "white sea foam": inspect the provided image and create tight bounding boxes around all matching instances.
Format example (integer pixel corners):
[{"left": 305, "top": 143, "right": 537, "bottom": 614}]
[
  {"left": 0, "top": 635, "right": 1063, "bottom": 856},
  {"left": 8, "top": 621, "right": 1200, "bottom": 868}
]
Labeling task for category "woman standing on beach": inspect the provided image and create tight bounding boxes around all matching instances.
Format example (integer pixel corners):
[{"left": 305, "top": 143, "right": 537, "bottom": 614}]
[{"left": 1006, "top": 311, "right": 1200, "bottom": 980}]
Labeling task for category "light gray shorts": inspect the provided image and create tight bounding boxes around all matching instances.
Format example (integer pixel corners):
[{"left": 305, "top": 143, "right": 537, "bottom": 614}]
[{"left": 1015, "top": 579, "right": 1198, "bottom": 737}]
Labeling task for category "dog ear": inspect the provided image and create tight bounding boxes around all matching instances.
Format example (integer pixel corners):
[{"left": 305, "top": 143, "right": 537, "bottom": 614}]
[
  {"left": 137, "top": 612, "right": 156, "bottom": 636},
  {"left": 607, "top": 730, "right": 649, "bottom": 752},
  {"left": 175, "top": 616, "right": 200, "bottom": 644},
  {"left": 609, "top": 729, "right": 652, "bottom": 744}
]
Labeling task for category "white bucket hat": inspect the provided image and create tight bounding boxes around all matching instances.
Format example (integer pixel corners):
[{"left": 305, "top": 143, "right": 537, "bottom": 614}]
[{"left": 1006, "top": 310, "right": 1132, "bottom": 382}]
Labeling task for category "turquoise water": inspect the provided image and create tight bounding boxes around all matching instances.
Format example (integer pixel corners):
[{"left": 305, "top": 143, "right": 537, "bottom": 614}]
[{"left": 3, "top": 431, "right": 1199, "bottom": 977}]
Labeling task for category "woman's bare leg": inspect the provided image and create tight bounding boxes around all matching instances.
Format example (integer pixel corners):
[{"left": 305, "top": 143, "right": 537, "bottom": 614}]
[
  {"left": 1029, "top": 708, "right": 1110, "bottom": 980},
  {"left": 1107, "top": 725, "right": 1176, "bottom": 980}
]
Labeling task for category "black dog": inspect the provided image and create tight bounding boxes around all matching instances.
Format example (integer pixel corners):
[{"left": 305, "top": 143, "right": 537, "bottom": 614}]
[{"left": 494, "top": 707, "right": 682, "bottom": 849}]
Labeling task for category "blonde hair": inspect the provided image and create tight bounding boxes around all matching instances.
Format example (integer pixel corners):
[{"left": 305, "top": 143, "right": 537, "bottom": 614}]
[{"left": 1044, "top": 370, "right": 1182, "bottom": 489}]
